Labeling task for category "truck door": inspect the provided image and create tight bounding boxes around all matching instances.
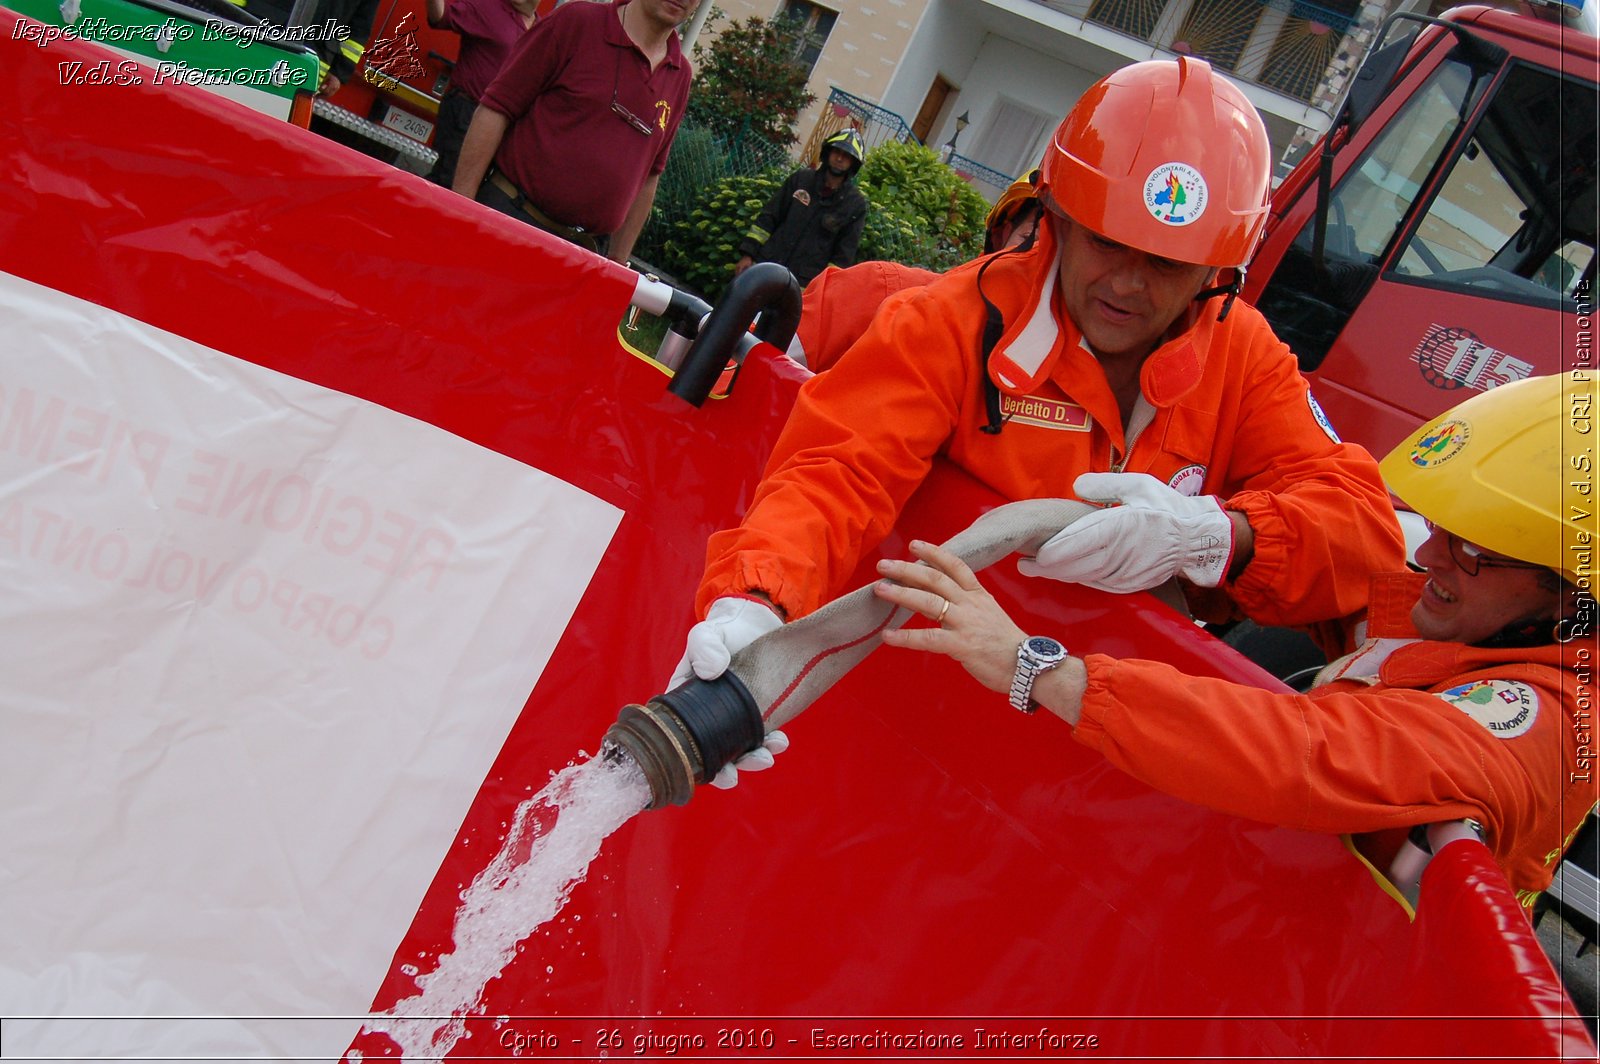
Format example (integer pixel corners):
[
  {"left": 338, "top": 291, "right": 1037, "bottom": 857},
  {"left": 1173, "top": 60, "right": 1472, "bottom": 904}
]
[{"left": 1254, "top": 35, "right": 1598, "bottom": 459}]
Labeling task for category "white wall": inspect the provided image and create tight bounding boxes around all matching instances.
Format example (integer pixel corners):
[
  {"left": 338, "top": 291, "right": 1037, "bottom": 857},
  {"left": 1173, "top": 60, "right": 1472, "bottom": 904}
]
[
  {"left": 961, "top": 36, "right": 1099, "bottom": 173},
  {"left": 887, "top": 9, "right": 1101, "bottom": 178},
  {"left": 879, "top": 0, "right": 980, "bottom": 136}
]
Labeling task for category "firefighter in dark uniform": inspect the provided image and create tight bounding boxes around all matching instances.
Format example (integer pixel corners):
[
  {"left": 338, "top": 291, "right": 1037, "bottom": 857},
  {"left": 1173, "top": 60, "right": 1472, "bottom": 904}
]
[
  {"left": 308, "top": 0, "right": 380, "bottom": 96},
  {"left": 733, "top": 128, "right": 869, "bottom": 288}
]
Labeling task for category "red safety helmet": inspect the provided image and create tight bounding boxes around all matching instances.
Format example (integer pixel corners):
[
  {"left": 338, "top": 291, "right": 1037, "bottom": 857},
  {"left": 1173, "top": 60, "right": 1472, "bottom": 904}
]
[{"left": 1039, "top": 57, "right": 1272, "bottom": 268}]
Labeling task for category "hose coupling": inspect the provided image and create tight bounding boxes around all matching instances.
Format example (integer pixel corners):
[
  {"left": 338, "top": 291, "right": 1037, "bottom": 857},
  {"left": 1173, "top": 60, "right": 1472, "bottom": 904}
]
[{"left": 602, "top": 672, "right": 765, "bottom": 809}]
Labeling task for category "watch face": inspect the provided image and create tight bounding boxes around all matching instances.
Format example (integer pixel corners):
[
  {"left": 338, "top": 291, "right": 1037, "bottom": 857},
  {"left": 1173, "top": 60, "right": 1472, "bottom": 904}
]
[{"left": 1025, "top": 636, "right": 1065, "bottom": 659}]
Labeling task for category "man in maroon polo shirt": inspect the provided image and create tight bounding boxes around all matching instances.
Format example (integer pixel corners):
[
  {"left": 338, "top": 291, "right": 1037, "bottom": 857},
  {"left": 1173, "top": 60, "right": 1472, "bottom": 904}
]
[
  {"left": 451, "top": 0, "right": 696, "bottom": 263},
  {"left": 424, "top": 0, "right": 537, "bottom": 189}
]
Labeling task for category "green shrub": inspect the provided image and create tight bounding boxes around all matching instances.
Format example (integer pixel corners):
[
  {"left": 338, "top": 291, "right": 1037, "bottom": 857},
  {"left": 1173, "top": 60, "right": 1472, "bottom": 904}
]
[
  {"left": 658, "top": 170, "right": 785, "bottom": 301},
  {"left": 653, "top": 127, "right": 729, "bottom": 221},
  {"left": 856, "top": 140, "right": 989, "bottom": 270},
  {"left": 634, "top": 126, "right": 791, "bottom": 274}
]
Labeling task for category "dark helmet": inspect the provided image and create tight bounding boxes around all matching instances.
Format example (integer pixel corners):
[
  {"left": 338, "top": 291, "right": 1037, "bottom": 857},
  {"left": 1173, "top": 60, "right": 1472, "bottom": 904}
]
[{"left": 820, "top": 129, "right": 865, "bottom": 178}]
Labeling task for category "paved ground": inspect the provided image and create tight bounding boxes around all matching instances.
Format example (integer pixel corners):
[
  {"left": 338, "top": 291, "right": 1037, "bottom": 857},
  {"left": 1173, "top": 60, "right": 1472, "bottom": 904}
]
[{"left": 1536, "top": 909, "right": 1598, "bottom": 1034}]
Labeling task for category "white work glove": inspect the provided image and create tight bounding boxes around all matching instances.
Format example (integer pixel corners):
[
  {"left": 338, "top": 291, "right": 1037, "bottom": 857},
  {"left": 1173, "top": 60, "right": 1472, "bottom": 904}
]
[
  {"left": 669, "top": 596, "right": 788, "bottom": 791},
  {"left": 1017, "top": 472, "right": 1235, "bottom": 593},
  {"left": 709, "top": 729, "right": 791, "bottom": 790},
  {"left": 669, "top": 595, "right": 784, "bottom": 688}
]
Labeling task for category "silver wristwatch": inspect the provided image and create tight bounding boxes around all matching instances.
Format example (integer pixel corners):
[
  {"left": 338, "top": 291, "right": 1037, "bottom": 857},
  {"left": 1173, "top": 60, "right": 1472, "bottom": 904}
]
[{"left": 1009, "top": 635, "right": 1068, "bottom": 714}]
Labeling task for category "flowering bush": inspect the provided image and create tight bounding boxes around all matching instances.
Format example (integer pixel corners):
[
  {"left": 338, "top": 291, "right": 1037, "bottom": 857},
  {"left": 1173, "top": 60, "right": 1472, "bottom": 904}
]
[{"left": 685, "top": 15, "right": 814, "bottom": 152}]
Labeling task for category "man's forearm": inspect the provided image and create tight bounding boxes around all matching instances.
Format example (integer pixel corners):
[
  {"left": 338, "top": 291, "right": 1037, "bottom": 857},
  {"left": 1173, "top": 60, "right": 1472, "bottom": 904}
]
[
  {"left": 609, "top": 174, "right": 659, "bottom": 264},
  {"left": 1035, "top": 657, "right": 1089, "bottom": 727},
  {"left": 451, "top": 108, "right": 509, "bottom": 198}
]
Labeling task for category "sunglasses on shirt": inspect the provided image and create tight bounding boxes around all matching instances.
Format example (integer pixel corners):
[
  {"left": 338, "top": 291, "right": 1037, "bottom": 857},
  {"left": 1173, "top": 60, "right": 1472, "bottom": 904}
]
[{"left": 611, "top": 53, "right": 655, "bottom": 137}]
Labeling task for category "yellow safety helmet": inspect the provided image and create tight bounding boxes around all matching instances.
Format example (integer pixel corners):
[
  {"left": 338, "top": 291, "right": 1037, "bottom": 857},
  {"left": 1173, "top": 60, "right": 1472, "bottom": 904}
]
[
  {"left": 983, "top": 169, "right": 1042, "bottom": 254},
  {"left": 984, "top": 169, "right": 1040, "bottom": 234},
  {"left": 1379, "top": 371, "right": 1597, "bottom": 584}
]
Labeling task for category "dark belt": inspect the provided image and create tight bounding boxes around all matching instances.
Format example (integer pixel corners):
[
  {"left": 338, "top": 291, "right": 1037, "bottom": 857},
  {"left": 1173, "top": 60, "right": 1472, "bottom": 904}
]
[{"left": 487, "top": 170, "right": 606, "bottom": 254}]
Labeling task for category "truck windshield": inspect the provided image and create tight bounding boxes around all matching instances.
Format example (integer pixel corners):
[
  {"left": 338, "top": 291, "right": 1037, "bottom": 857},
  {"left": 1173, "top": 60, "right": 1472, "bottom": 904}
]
[
  {"left": 1329, "top": 60, "right": 1474, "bottom": 274},
  {"left": 1392, "top": 61, "right": 1597, "bottom": 305},
  {"left": 1257, "top": 51, "right": 1598, "bottom": 369}
]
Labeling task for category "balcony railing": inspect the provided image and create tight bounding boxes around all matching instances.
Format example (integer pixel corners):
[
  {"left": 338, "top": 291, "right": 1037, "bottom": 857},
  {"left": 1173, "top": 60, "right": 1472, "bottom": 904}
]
[
  {"left": 804, "top": 90, "right": 1019, "bottom": 202},
  {"left": 801, "top": 87, "right": 920, "bottom": 163},
  {"left": 1046, "top": 0, "right": 1360, "bottom": 103},
  {"left": 946, "top": 151, "right": 1018, "bottom": 203}
]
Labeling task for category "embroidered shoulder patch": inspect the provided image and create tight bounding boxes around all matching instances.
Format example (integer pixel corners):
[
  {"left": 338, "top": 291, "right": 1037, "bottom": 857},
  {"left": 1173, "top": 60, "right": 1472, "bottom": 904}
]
[
  {"left": 1308, "top": 391, "right": 1340, "bottom": 443},
  {"left": 1437, "top": 679, "right": 1539, "bottom": 739}
]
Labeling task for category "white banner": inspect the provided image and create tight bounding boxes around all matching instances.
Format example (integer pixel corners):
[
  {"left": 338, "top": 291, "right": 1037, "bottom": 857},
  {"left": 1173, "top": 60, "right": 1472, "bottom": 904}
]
[{"left": 0, "top": 272, "right": 622, "bottom": 1061}]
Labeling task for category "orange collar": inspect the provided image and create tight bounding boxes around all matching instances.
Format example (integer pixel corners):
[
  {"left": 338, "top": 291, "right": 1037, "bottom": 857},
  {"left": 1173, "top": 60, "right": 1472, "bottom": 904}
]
[{"left": 1365, "top": 571, "right": 1427, "bottom": 639}]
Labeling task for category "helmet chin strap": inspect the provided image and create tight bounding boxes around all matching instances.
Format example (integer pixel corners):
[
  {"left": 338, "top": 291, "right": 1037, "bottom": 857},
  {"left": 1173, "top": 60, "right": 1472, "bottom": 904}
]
[{"left": 1193, "top": 265, "right": 1245, "bottom": 322}]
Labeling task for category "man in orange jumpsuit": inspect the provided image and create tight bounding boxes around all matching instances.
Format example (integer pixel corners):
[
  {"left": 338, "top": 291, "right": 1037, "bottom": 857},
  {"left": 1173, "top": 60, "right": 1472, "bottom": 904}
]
[
  {"left": 790, "top": 172, "right": 1043, "bottom": 374},
  {"left": 874, "top": 372, "right": 1596, "bottom": 904},
  {"left": 675, "top": 59, "right": 1407, "bottom": 784}
]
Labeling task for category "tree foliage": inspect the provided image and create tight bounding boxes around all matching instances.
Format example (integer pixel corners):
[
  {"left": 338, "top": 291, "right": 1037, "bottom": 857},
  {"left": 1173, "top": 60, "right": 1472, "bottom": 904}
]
[{"left": 685, "top": 14, "right": 815, "bottom": 152}]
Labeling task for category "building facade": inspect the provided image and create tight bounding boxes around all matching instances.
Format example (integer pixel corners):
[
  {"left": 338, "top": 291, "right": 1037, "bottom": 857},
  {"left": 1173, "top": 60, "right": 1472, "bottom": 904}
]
[{"left": 701, "top": 0, "right": 1426, "bottom": 196}]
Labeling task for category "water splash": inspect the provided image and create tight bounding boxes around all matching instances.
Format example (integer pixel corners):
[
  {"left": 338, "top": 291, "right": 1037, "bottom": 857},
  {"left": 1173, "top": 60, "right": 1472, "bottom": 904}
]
[{"left": 365, "top": 750, "right": 651, "bottom": 1060}]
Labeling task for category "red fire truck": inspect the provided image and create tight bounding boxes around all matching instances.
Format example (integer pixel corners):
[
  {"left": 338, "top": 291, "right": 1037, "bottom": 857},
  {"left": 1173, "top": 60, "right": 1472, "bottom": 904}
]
[{"left": 1249, "top": 1, "right": 1596, "bottom": 468}]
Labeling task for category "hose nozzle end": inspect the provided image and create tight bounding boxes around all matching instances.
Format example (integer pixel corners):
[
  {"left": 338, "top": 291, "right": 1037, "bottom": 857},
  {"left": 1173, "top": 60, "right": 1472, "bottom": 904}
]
[
  {"left": 601, "top": 673, "right": 765, "bottom": 811},
  {"left": 604, "top": 700, "right": 700, "bottom": 809}
]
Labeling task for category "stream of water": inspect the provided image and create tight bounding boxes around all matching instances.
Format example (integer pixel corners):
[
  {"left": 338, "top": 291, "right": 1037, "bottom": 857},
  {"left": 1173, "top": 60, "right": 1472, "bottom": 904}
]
[{"left": 360, "top": 750, "right": 652, "bottom": 1060}]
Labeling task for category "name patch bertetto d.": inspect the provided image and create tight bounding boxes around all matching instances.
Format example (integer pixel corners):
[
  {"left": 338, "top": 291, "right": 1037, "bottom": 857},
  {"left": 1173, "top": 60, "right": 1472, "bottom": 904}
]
[{"left": 1000, "top": 395, "right": 1090, "bottom": 431}]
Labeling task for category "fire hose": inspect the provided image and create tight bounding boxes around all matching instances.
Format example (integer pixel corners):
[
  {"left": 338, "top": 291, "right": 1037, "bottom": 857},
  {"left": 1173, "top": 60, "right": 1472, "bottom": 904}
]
[{"left": 604, "top": 498, "right": 1099, "bottom": 808}]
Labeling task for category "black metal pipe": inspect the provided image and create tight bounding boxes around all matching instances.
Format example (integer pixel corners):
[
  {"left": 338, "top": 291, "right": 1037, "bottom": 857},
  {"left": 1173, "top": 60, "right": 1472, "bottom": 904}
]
[
  {"left": 665, "top": 288, "right": 712, "bottom": 325},
  {"left": 668, "top": 263, "right": 803, "bottom": 407}
]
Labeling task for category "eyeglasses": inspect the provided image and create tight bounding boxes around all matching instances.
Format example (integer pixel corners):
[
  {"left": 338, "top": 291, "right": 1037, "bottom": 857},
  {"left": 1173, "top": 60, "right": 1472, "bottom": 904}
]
[
  {"left": 611, "top": 53, "right": 655, "bottom": 137},
  {"left": 1424, "top": 520, "right": 1544, "bottom": 577}
]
